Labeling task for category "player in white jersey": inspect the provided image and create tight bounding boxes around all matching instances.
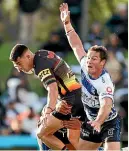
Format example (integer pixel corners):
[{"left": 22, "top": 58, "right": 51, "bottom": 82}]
[
  {"left": 81, "top": 60, "right": 117, "bottom": 122},
  {"left": 59, "top": 3, "right": 121, "bottom": 151}
]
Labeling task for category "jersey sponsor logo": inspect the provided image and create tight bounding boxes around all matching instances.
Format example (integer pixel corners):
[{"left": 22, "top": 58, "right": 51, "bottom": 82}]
[
  {"left": 38, "top": 68, "right": 51, "bottom": 81},
  {"left": 106, "top": 87, "right": 112, "bottom": 93},
  {"left": 47, "top": 51, "right": 55, "bottom": 58},
  {"left": 82, "top": 92, "right": 99, "bottom": 108},
  {"left": 102, "top": 77, "right": 105, "bottom": 83},
  {"left": 101, "top": 93, "right": 113, "bottom": 96}
]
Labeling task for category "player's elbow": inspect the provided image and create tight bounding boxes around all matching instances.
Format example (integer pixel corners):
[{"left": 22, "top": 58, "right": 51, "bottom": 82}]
[
  {"left": 105, "top": 98, "right": 113, "bottom": 109},
  {"left": 101, "top": 98, "right": 113, "bottom": 107},
  {"left": 105, "top": 103, "right": 112, "bottom": 116}
]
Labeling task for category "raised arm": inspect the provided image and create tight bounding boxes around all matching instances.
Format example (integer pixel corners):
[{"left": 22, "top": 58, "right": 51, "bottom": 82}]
[{"left": 60, "top": 3, "right": 86, "bottom": 63}]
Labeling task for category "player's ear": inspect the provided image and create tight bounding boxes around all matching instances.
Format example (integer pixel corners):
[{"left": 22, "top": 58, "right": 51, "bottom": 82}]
[
  {"left": 28, "top": 55, "right": 31, "bottom": 59},
  {"left": 17, "top": 57, "right": 21, "bottom": 61},
  {"left": 26, "top": 53, "right": 31, "bottom": 59},
  {"left": 100, "top": 59, "right": 106, "bottom": 67}
]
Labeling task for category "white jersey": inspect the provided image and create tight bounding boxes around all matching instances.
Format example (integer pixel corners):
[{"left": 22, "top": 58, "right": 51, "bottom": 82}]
[{"left": 80, "top": 56, "right": 117, "bottom": 122}]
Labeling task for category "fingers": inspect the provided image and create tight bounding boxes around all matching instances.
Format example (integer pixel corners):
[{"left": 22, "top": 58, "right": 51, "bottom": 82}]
[
  {"left": 56, "top": 101, "right": 72, "bottom": 115},
  {"left": 87, "top": 121, "right": 92, "bottom": 124},
  {"left": 42, "top": 113, "right": 49, "bottom": 128},
  {"left": 87, "top": 121, "right": 96, "bottom": 127},
  {"left": 61, "top": 102, "right": 72, "bottom": 114},
  {"left": 65, "top": 3, "right": 68, "bottom": 10},
  {"left": 59, "top": 109, "right": 70, "bottom": 115},
  {"left": 70, "top": 117, "right": 80, "bottom": 121},
  {"left": 63, "top": 120, "right": 80, "bottom": 126},
  {"left": 57, "top": 101, "right": 72, "bottom": 110},
  {"left": 60, "top": 3, "right": 63, "bottom": 9},
  {"left": 62, "top": 100, "right": 68, "bottom": 106},
  {"left": 63, "top": 119, "right": 81, "bottom": 130},
  {"left": 62, "top": 100, "right": 72, "bottom": 107},
  {"left": 42, "top": 115, "right": 47, "bottom": 128},
  {"left": 59, "top": 4, "right": 63, "bottom": 12},
  {"left": 87, "top": 121, "right": 96, "bottom": 128},
  {"left": 59, "top": 107, "right": 71, "bottom": 115},
  {"left": 93, "top": 126, "right": 100, "bottom": 133},
  {"left": 87, "top": 121, "right": 100, "bottom": 133},
  {"left": 59, "top": 3, "right": 68, "bottom": 12},
  {"left": 59, "top": 100, "right": 72, "bottom": 109},
  {"left": 63, "top": 3, "right": 68, "bottom": 11}
]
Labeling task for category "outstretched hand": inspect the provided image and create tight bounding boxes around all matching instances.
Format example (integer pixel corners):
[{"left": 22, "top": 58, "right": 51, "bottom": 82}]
[
  {"left": 59, "top": 3, "right": 70, "bottom": 24},
  {"left": 87, "top": 120, "right": 101, "bottom": 133},
  {"left": 56, "top": 100, "right": 72, "bottom": 115}
]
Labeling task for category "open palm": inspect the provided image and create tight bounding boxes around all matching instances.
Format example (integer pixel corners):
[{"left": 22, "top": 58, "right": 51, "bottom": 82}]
[{"left": 59, "top": 3, "right": 70, "bottom": 23}]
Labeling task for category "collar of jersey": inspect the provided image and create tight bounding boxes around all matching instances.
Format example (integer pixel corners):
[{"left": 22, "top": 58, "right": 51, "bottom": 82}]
[{"left": 88, "top": 69, "right": 106, "bottom": 80}]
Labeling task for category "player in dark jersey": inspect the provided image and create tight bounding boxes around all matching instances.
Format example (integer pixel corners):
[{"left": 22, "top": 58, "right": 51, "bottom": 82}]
[{"left": 9, "top": 44, "right": 85, "bottom": 150}]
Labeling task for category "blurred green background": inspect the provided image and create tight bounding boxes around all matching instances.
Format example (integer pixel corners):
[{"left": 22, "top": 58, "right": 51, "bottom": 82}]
[
  {"left": 0, "top": 0, "right": 128, "bottom": 149},
  {"left": 0, "top": 0, "right": 127, "bottom": 96}
]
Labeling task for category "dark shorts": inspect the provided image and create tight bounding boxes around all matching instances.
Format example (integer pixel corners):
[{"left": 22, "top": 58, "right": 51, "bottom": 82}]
[
  {"left": 37, "top": 120, "right": 69, "bottom": 144},
  {"left": 80, "top": 115, "right": 121, "bottom": 143},
  {"left": 54, "top": 128, "right": 70, "bottom": 144},
  {"left": 52, "top": 88, "right": 85, "bottom": 121}
]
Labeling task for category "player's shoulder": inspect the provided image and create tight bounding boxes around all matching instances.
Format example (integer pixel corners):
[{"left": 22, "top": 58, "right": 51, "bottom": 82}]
[
  {"left": 34, "top": 49, "right": 52, "bottom": 65},
  {"left": 97, "top": 69, "right": 114, "bottom": 91},
  {"left": 35, "top": 49, "right": 49, "bottom": 58},
  {"left": 100, "top": 69, "right": 113, "bottom": 85},
  {"left": 33, "top": 49, "right": 54, "bottom": 74}
]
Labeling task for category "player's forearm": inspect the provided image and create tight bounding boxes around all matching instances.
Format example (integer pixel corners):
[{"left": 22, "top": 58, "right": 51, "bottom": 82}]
[
  {"left": 95, "top": 104, "right": 112, "bottom": 125},
  {"left": 64, "top": 22, "right": 85, "bottom": 62},
  {"left": 47, "top": 89, "right": 58, "bottom": 110}
]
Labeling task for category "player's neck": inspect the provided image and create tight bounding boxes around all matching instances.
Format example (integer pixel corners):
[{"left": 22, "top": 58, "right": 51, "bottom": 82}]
[
  {"left": 31, "top": 54, "right": 35, "bottom": 68},
  {"left": 89, "top": 69, "right": 104, "bottom": 79}
]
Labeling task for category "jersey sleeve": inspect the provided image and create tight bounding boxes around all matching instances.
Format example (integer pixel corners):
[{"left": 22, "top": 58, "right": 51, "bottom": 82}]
[
  {"left": 34, "top": 55, "right": 56, "bottom": 88},
  {"left": 80, "top": 56, "right": 88, "bottom": 75},
  {"left": 98, "top": 76, "right": 114, "bottom": 103}
]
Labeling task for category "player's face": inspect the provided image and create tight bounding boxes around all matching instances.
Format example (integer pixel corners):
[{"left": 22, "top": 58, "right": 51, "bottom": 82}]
[
  {"left": 13, "top": 54, "right": 33, "bottom": 74},
  {"left": 86, "top": 51, "right": 105, "bottom": 76}
]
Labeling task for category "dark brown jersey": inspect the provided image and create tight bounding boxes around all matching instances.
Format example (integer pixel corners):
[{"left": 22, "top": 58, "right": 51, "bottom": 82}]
[{"left": 33, "top": 50, "right": 81, "bottom": 97}]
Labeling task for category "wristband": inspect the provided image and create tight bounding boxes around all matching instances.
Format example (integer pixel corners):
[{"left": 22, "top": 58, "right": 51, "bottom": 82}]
[
  {"left": 46, "top": 106, "right": 54, "bottom": 111},
  {"left": 46, "top": 112, "right": 51, "bottom": 114},
  {"left": 65, "top": 29, "right": 74, "bottom": 36}
]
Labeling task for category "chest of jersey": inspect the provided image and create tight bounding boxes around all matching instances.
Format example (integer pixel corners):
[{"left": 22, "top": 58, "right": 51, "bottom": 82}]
[{"left": 81, "top": 70, "right": 101, "bottom": 108}]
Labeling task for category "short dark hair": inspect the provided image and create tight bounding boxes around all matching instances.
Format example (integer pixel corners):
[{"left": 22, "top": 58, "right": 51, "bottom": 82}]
[
  {"left": 89, "top": 45, "right": 108, "bottom": 61},
  {"left": 9, "top": 44, "right": 28, "bottom": 61}
]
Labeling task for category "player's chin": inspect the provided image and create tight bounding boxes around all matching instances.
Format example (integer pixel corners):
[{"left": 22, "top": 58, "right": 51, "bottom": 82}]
[
  {"left": 23, "top": 69, "right": 34, "bottom": 74},
  {"left": 87, "top": 68, "right": 94, "bottom": 74},
  {"left": 88, "top": 70, "right": 96, "bottom": 76}
]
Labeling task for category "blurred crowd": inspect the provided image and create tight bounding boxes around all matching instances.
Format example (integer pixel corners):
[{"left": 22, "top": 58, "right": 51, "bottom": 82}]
[
  {"left": 0, "top": 0, "right": 128, "bottom": 145},
  {"left": 0, "top": 67, "right": 46, "bottom": 136}
]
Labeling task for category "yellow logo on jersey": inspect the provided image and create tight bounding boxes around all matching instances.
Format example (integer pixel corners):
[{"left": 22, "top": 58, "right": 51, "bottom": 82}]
[{"left": 38, "top": 68, "right": 51, "bottom": 81}]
